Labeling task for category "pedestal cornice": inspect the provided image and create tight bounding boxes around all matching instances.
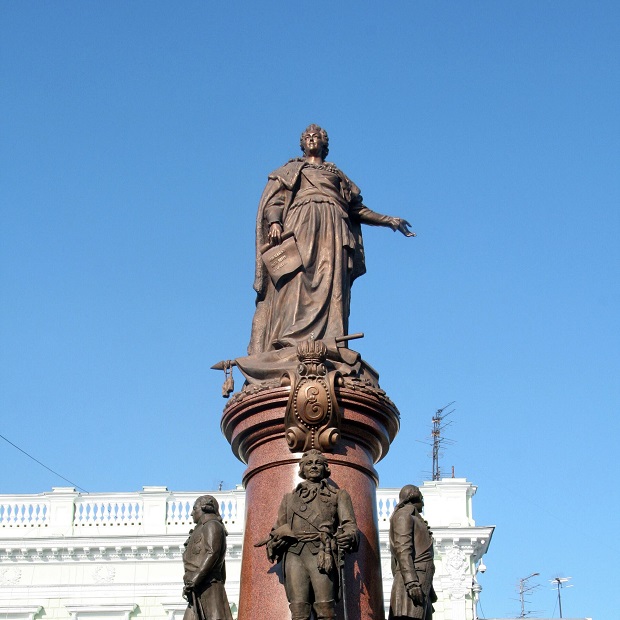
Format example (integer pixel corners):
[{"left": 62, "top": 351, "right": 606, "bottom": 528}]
[{"left": 221, "top": 384, "right": 400, "bottom": 486}]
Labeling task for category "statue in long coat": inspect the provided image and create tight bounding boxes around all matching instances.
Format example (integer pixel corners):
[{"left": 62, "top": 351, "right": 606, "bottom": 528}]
[
  {"left": 182, "top": 495, "right": 233, "bottom": 620},
  {"left": 389, "top": 485, "right": 437, "bottom": 620}
]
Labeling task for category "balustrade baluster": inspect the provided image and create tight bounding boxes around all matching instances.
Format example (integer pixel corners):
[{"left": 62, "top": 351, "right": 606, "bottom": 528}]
[{"left": 171, "top": 500, "right": 179, "bottom": 523}]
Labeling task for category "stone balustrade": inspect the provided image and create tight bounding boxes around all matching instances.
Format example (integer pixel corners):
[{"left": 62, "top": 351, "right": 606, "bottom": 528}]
[
  {"left": 0, "top": 481, "right": 476, "bottom": 537},
  {"left": 0, "top": 486, "right": 401, "bottom": 538}
]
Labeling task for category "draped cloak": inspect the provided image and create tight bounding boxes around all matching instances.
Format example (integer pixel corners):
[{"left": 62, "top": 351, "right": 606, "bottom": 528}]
[{"left": 248, "top": 158, "right": 368, "bottom": 355}]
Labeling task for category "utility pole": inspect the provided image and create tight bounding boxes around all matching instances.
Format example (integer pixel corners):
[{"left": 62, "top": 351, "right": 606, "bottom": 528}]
[{"left": 518, "top": 572, "right": 539, "bottom": 617}]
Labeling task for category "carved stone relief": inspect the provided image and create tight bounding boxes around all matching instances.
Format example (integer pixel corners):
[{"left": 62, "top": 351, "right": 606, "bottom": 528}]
[{"left": 0, "top": 567, "right": 22, "bottom": 585}]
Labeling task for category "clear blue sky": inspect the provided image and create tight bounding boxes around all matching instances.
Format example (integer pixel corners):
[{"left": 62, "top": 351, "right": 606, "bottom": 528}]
[{"left": 1, "top": 2, "right": 618, "bottom": 618}]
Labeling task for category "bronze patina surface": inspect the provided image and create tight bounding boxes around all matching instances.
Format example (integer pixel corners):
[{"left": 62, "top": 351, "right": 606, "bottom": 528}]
[
  {"left": 217, "top": 125, "right": 412, "bottom": 620},
  {"left": 388, "top": 486, "right": 437, "bottom": 620},
  {"left": 249, "top": 124, "right": 415, "bottom": 356},
  {"left": 256, "top": 450, "right": 359, "bottom": 620},
  {"left": 182, "top": 496, "right": 233, "bottom": 620}
]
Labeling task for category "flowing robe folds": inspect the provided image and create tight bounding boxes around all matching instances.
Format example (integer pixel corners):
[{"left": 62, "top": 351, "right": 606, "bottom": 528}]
[{"left": 249, "top": 158, "right": 378, "bottom": 355}]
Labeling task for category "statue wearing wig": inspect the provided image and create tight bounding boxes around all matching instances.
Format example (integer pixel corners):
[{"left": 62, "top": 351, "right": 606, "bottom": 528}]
[
  {"left": 182, "top": 495, "right": 233, "bottom": 620},
  {"left": 389, "top": 485, "right": 437, "bottom": 620},
  {"left": 259, "top": 449, "right": 359, "bottom": 620}
]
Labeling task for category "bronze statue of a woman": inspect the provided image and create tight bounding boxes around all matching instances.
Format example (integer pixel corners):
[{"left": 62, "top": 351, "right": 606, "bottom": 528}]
[{"left": 249, "top": 124, "right": 415, "bottom": 355}]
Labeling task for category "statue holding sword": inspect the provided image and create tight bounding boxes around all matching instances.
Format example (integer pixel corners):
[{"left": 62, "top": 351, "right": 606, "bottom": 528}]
[{"left": 256, "top": 449, "right": 359, "bottom": 620}]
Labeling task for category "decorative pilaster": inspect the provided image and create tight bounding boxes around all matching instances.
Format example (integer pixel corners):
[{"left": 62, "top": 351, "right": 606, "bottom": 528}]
[
  {"left": 434, "top": 535, "right": 492, "bottom": 620},
  {"left": 139, "top": 486, "right": 170, "bottom": 535},
  {"left": 47, "top": 487, "right": 79, "bottom": 536}
]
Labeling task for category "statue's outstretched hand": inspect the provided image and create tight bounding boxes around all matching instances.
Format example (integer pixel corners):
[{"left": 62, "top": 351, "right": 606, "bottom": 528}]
[{"left": 390, "top": 217, "right": 416, "bottom": 237}]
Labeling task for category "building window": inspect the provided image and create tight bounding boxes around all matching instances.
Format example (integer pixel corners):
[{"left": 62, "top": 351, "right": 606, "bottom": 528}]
[
  {"left": 0, "top": 606, "right": 43, "bottom": 620},
  {"left": 65, "top": 604, "right": 137, "bottom": 620}
]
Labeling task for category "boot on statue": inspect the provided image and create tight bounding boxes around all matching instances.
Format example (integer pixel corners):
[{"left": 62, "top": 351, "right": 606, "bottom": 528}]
[
  {"left": 313, "top": 601, "right": 337, "bottom": 619},
  {"left": 289, "top": 602, "right": 312, "bottom": 620}
]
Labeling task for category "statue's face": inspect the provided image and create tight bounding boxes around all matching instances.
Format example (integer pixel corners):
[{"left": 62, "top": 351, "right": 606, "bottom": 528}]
[
  {"left": 302, "top": 130, "right": 324, "bottom": 157},
  {"left": 191, "top": 500, "right": 203, "bottom": 523},
  {"left": 301, "top": 455, "right": 328, "bottom": 482}
]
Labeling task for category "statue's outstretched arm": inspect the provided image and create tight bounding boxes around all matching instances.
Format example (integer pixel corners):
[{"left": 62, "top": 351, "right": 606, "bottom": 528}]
[{"left": 356, "top": 207, "right": 416, "bottom": 237}]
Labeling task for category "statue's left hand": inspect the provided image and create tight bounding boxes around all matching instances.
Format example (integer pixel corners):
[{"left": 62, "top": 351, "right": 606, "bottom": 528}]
[
  {"left": 335, "top": 529, "right": 355, "bottom": 550},
  {"left": 268, "top": 222, "right": 283, "bottom": 245},
  {"left": 183, "top": 580, "right": 195, "bottom": 597},
  {"left": 406, "top": 582, "right": 425, "bottom": 606},
  {"left": 390, "top": 217, "right": 416, "bottom": 237}
]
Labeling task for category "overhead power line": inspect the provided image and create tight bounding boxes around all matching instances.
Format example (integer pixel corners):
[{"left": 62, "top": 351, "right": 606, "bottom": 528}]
[{"left": 0, "top": 432, "right": 89, "bottom": 493}]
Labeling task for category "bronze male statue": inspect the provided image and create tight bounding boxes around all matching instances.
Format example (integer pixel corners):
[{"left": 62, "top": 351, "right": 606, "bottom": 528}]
[
  {"left": 389, "top": 485, "right": 437, "bottom": 620},
  {"left": 182, "top": 495, "right": 233, "bottom": 620},
  {"left": 259, "top": 449, "right": 359, "bottom": 620},
  {"left": 249, "top": 124, "right": 415, "bottom": 355}
]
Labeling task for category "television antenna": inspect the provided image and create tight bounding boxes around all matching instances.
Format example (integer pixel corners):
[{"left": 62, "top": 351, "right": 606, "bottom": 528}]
[
  {"left": 431, "top": 401, "right": 456, "bottom": 480},
  {"left": 550, "top": 576, "right": 572, "bottom": 618},
  {"left": 416, "top": 402, "right": 456, "bottom": 480},
  {"left": 518, "top": 572, "right": 540, "bottom": 617}
]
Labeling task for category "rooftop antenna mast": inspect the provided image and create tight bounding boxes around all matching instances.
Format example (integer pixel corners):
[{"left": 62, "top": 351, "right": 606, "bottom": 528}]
[
  {"left": 518, "top": 572, "right": 540, "bottom": 617},
  {"left": 431, "top": 402, "right": 456, "bottom": 481},
  {"left": 550, "top": 577, "right": 572, "bottom": 618}
]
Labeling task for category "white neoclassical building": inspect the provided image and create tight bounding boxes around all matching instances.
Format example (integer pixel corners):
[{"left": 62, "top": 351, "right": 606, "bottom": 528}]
[{"left": 0, "top": 479, "right": 493, "bottom": 620}]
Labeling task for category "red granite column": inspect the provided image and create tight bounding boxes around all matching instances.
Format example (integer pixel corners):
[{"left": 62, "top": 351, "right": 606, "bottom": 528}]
[{"left": 221, "top": 384, "right": 399, "bottom": 620}]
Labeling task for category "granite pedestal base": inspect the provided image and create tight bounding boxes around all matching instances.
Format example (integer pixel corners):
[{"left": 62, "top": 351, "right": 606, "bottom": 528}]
[{"left": 221, "top": 383, "right": 400, "bottom": 620}]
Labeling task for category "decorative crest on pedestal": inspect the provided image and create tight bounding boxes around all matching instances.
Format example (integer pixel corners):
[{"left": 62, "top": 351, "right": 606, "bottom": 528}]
[{"left": 284, "top": 339, "right": 342, "bottom": 453}]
